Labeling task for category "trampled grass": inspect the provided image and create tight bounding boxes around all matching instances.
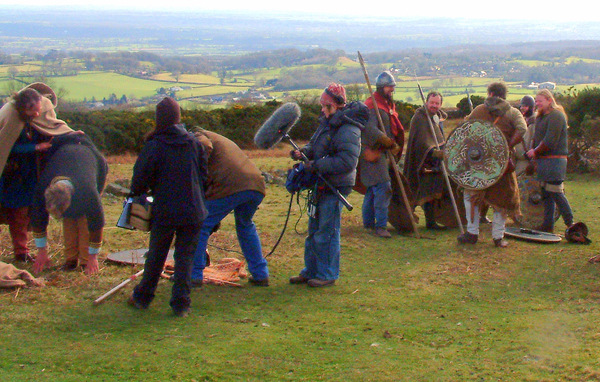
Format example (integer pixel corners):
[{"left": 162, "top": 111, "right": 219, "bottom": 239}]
[{"left": 1, "top": 150, "right": 600, "bottom": 381}]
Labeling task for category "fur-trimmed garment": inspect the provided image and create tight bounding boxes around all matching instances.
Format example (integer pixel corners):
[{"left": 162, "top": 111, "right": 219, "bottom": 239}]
[
  {"left": 0, "top": 83, "right": 73, "bottom": 176},
  {"left": 465, "top": 97, "right": 527, "bottom": 215}
]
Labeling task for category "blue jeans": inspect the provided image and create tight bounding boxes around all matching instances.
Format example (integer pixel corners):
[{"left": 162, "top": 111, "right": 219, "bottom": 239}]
[
  {"left": 362, "top": 181, "right": 391, "bottom": 229},
  {"left": 191, "top": 190, "right": 269, "bottom": 281},
  {"left": 301, "top": 192, "right": 343, "bottom": 281},
  {"left": 542, "top": 186, "right": 573, "bottom": 230},
  {"left": 133, "top": 223, "right": 201, "bottom": 312}
]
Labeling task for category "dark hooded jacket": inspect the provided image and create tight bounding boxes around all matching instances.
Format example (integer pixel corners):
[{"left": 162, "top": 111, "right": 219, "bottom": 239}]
[
  {"left": 131, "top": 124, "right": 208, "bottom": 226},
  {"left": 30, "top": 132, "right": 108, "bottom": 243},
  {"left": 300, "top": 101, "right": 366, "bottom": 195}
]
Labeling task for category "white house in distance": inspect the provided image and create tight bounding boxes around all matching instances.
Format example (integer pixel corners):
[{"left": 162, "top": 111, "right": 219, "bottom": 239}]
[
  {"left": 523, "top": 82, "right": 557, "bottom": 90},
  {"left": 538, "top": 82, "right": 556, "bottom": 90}
]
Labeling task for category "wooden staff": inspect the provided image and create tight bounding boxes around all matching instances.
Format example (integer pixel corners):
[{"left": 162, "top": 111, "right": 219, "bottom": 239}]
[
  {"left": 357, "top": 51, "right": 420, "bottom": 238},
  {"left": 416, "top": 79, "right": 465, "bottom": 234},
  {"left": 93, "top": 270, "right": 144, "bottom": 305}
]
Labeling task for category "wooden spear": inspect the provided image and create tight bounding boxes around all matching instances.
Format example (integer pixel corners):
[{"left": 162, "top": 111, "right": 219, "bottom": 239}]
[
  {"left": 93, "top": 269, "right": 144, "bottom": 305},
  {"left": 357, "top": 51, "right": 420, "bottom": 238},
  {"left": 415, "top": 79, "right": 465, "bottom": 234}
]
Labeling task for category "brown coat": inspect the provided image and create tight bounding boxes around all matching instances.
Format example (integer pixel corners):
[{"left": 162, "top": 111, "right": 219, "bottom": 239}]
[
  {"left": 0, "top": 83, "right": 73, "bottom": 176},
  {"left": 465, "top": 97, "right": 526, "bottom": 214},
  {"left": 404, "top": 106, "right": 447, "bottom": 205},
  {"left": 194, "top": 129, "right": 265, "bottom": 200}
]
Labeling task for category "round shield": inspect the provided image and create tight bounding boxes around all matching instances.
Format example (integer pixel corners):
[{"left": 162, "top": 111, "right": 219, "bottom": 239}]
[
  {"left": 106, "top": 248, "right": 174, "bottom": 265},
  {"left": 514, "top": 174, "right": 559, "bottom": 229},
  {"left": 445, "top": 120, "right": 509, "bottom": 190}
]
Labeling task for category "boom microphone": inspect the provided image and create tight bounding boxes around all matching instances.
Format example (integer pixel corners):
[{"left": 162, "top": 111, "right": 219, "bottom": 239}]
[{"left": 254, "top": 102, "right": 301, "bottom": 149}]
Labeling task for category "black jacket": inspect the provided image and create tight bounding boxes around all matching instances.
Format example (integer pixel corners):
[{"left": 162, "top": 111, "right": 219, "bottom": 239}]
[
  {"left": 301, "top": 101, "right": 366, "bottom": 194},
  {"left": 31, "top": 133, "right": 108, "bottom": 237},
  {"left": 131, "top": 124, "right": 208, "bottom": 226}
]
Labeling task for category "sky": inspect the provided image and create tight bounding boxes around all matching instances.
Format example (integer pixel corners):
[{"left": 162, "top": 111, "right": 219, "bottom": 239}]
[{"left": 1, "top": 0, "right": 598, "bottom": 22}]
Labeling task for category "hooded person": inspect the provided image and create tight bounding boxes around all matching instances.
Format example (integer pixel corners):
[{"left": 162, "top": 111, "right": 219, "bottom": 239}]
[
  {"left": 0, "top": 83, "right": 73, "bottom": 262},
  {"left": 128, "top": 97, "right": 208, "bottom": 317},
  {"left": 0, "top": 83, "right": 73, "bottom": 175},
  {"left": 458, "top": 82, "right": 527, "bottom": 248},
  {"left": 289, "top": 83, "right": 366, "bottom": 287},
  {"left": 358, "top": 71, "right": 403, "bottom": 238}
]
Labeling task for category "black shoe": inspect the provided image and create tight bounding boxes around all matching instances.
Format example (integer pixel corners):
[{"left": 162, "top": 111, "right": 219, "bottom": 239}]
[
  {"left": 60, "top": 260, "right": 79, "bottom": 271},
  {"left": 173, "top": 308, "right": 190, "bottom": 317},
  {"left": 457, "top": 232, "right": 478, "bottom": 244},
  {"left": 191, "top": 279, "right": 203, "bottom": 288},
  {"left": 307, "top": 278, "right": 335, "bottom": 287},
  {"left": 426, "top": 222, "right": 447, "bottom": 231},
  {"left": 127, "top": 296, "right": 147, "bottom": 310},
  {"left": 373, "top": 227, "right": 392, "bottom": 238},
  {"left": 289, "top": 274, "right": 309, "bottom": 284},
  {"left": 536, "top": 225, "right": 554, "bottom": 234},
  {"left": 493, "top": 238, "right": 509, "bottom": 248},
  {"left": 248, "top": 276, "right": 269, "bottom": 287}
]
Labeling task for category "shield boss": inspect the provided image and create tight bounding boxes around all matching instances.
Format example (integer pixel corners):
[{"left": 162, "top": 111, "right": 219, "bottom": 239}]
[{"left": 444, "top": 120, "right": 509, "bottom": 190}]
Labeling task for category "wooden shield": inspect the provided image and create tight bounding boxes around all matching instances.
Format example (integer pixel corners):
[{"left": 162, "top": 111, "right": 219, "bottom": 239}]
[
  {"left": 505, "top": 227, "right": 561, "bottom": 243},
  {"left": 445, "top": 120, "right": 509, "bottom": 190},
  {"left": 106, "top": 248, "right": 174, "bottom": 265},
  {"left": 513, "top": 174, "right": 558, "bottom": 229}
]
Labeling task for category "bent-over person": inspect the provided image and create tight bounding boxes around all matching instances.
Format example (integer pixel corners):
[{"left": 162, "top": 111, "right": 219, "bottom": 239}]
[{"left": 31, "top": 133, "right": 107, "bottom": 275}]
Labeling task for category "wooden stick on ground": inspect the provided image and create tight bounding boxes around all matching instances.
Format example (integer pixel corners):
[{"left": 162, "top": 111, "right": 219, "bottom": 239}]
[{"left": 93, "top": 269, "right": 144, "bottom": 305}]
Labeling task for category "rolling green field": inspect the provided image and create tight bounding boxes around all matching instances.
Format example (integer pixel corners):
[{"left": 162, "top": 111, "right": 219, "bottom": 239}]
[{"left": 2, "top": 58, "right": 599, "bottom": 108}]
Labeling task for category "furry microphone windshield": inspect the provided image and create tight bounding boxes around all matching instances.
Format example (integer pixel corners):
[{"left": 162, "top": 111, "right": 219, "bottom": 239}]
[{"left": 254, "top": 102, "right": 301, "bottom": 149}]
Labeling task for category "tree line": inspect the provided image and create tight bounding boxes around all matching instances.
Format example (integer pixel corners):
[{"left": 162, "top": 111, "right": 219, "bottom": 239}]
[
  {"left": 58, "top": 88, "right": 599, "bottom": 173},
  {"left": 5, "top": 43, "right": 600, "bottom": 92}
]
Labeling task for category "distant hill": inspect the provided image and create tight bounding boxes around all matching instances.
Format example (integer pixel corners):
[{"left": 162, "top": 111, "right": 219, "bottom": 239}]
[{"left": 1, "top": 7, "right": 600, "bottom": 55}]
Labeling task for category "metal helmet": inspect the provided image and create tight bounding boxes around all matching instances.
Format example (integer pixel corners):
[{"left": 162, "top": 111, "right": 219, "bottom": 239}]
[{"left": 375, "top": 71, "right": 396, "bottom": 87}]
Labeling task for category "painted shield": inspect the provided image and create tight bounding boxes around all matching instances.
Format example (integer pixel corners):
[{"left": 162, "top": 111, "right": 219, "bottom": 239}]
[
  {"left": 514, "top": 174, "right": 557, "bottom": 229},
  {"left": 444, "top": 120, "right": 509, "bottom": 190},
  {"left": 106, "top": 248, "right": 174, "bottom": 265}
]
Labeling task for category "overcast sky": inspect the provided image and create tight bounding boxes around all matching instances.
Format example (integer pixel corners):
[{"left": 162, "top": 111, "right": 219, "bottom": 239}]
[{"left": 1, "top": 1, "right": 598, "bottom": 22}]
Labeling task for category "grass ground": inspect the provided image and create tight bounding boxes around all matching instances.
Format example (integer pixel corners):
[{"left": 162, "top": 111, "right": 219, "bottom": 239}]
[{"left": 1, "top": 144, "right": 600, "bottom": 381}]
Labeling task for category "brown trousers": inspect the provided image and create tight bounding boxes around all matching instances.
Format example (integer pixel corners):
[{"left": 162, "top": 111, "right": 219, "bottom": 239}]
[{"left": 63, "top": 216, "right": 89, "bottom": 266}]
